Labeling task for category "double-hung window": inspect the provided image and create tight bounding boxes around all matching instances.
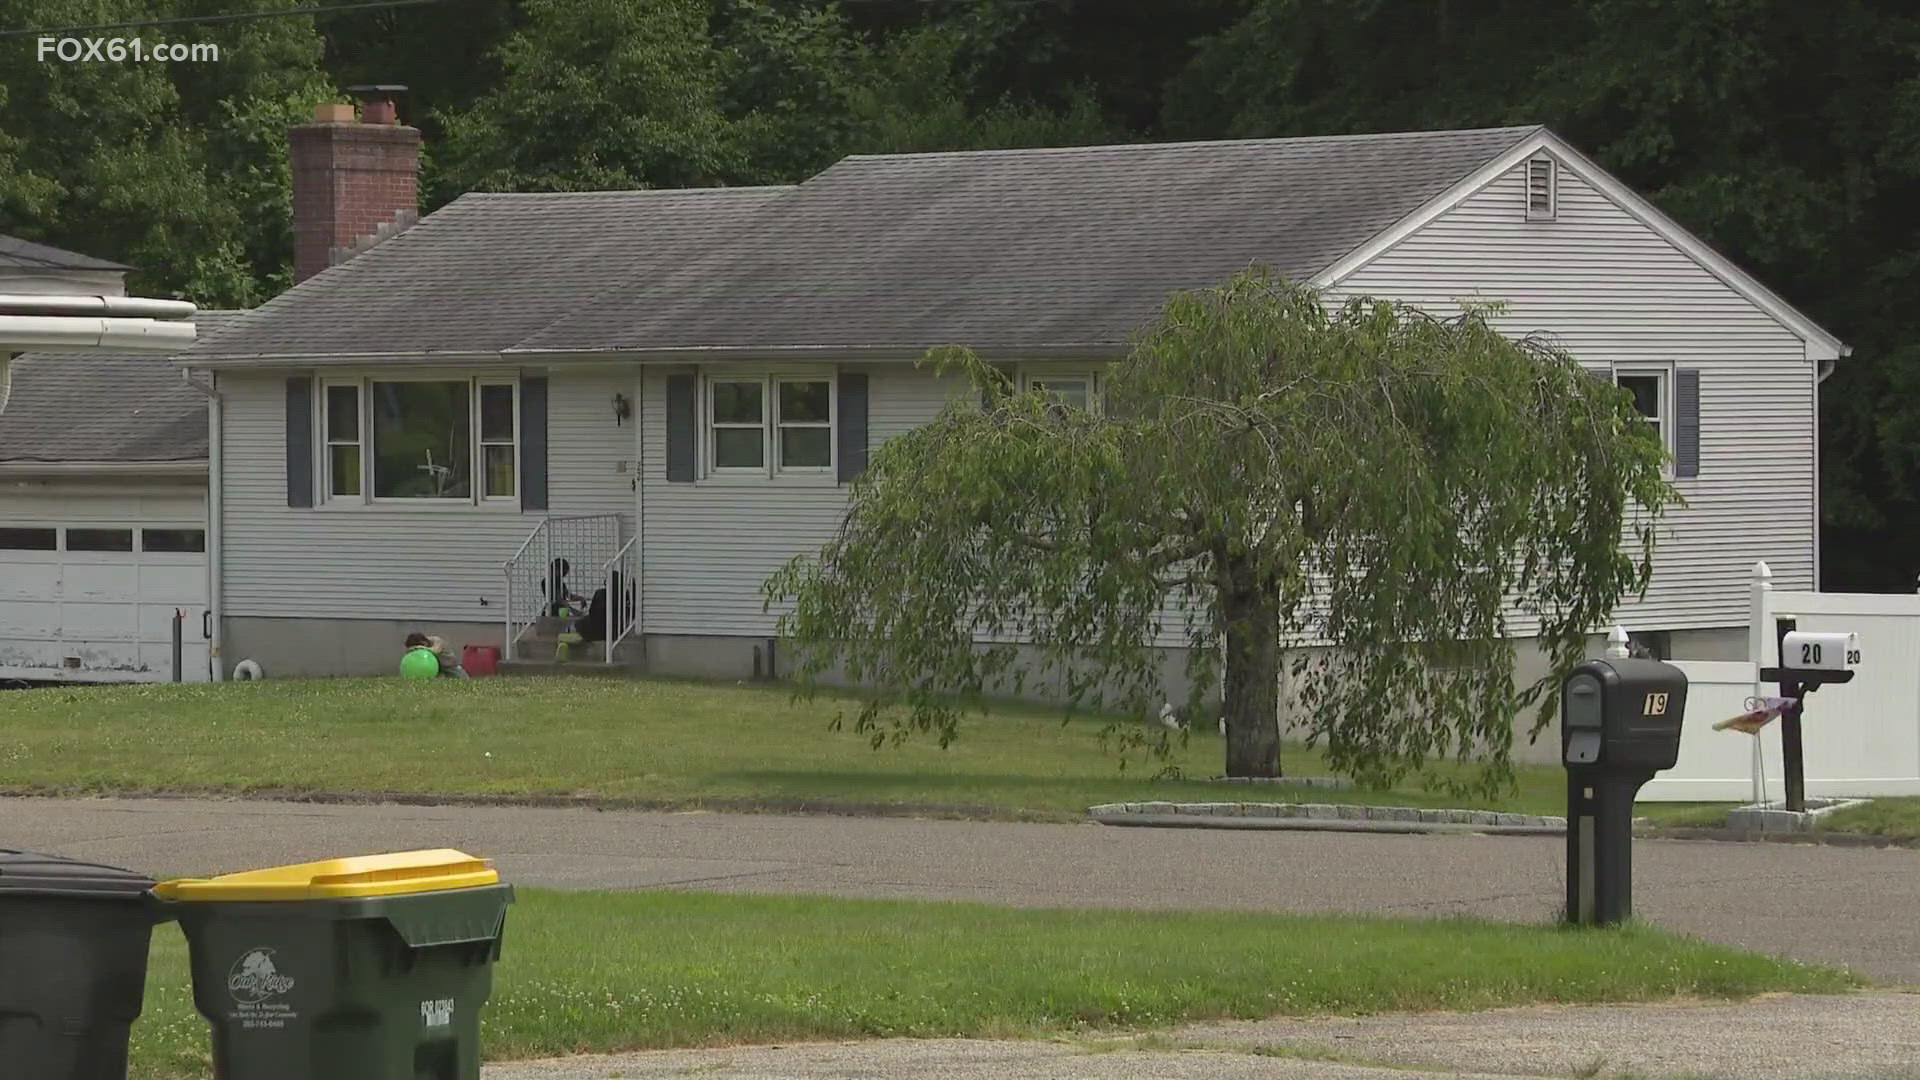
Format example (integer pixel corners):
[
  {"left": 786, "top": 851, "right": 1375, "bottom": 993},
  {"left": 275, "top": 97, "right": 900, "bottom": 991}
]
[
  {"left": 321, "top": 377, "right": 517, "bottom": 504},
  {"left": 1613, "top": 366, "right": 1669, "bottom": 453},
  {"left": 704, "top": 373, "right": 834, "bottom": 477},
  {"left": 1021, "top": 371, "right": 1098, "bottom": 415}
]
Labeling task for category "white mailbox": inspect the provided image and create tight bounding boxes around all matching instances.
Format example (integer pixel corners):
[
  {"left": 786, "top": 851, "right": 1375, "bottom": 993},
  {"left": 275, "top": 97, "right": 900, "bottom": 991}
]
[{"left": 1782, "top": 631, "right": 1860, "bottom": 671}]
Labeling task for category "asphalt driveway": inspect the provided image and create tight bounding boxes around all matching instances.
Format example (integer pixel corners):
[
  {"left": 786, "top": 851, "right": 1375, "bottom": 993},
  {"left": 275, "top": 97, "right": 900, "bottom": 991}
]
[{"left": 8, "top": 795, "right": 1915, "bottom": 985}]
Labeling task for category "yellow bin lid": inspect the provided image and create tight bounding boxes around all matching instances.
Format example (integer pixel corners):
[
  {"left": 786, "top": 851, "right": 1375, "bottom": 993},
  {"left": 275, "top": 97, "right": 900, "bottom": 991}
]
[{"left": 154, "top": 849, "right": 499, "bottom": 902}]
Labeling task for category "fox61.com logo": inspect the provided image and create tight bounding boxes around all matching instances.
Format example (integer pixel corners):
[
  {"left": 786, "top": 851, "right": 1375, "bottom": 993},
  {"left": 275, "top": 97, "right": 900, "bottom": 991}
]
[{"left": 36, "top": 37, "right": 221, "bottom": 63}]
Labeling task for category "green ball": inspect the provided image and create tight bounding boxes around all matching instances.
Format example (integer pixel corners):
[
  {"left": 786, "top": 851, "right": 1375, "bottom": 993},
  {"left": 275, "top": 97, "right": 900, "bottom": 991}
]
[{"left": 400, "top": 648, "right": 441, "bottom": 680}]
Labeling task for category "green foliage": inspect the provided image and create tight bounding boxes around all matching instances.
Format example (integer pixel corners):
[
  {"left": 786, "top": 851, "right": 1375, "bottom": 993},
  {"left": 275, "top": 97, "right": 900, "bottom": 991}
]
[
  {"left": 768, "top": 273, "right": 1676, "bottom": 791},
  {"left": 434, "top": 0, "right": 744, "bottom": 194},
  {"left": 431, "top": 1, "right": 1126, "bottom": 196},
  {"left": 0, "top": 0, "right": 332, "bottom": 306},
  {"left": 842, "top": 24, "right": 1123, "bottom": 155}
]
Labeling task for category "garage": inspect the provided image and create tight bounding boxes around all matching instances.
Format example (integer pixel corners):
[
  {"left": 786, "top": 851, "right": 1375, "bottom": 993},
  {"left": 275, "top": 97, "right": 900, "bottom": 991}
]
[
  {"left": 0, "top": 310, "right": 227, "bottom": 684},
  {"left": 0, "top": 493, "right": 210, "bottom": 683}
]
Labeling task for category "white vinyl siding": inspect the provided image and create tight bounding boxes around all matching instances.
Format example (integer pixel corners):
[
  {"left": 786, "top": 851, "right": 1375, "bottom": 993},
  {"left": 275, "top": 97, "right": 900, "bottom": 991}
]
[
  {"left": 220, "top": 370, "right": 635, "bottom": 622},
  {"left": 1333, "top": 158, "right": 1816, "bottom": 631},
  {"left": 641, "top": 363, "right": 987, "bottom": 636}
]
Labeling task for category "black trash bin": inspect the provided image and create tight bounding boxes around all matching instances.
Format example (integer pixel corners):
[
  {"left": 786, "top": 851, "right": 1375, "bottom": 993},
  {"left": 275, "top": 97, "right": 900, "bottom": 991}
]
[
  {"left": 0, "top": 850, "right": 169, "bottom": 1080},
  {"left": 154, "top": 849, "right": 513, "bottom": 1080}
]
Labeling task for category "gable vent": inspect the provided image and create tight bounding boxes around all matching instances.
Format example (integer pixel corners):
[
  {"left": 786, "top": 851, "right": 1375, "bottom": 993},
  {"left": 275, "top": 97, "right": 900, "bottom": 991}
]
[{"left": 1526, "top": 157, "right": 1557, "bottom": 221}]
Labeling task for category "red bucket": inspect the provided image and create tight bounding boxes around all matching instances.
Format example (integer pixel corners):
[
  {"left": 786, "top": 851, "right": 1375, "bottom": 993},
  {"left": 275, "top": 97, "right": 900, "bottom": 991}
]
[{"left": 463, "top": 645, "right": 501, "bottom": 677}]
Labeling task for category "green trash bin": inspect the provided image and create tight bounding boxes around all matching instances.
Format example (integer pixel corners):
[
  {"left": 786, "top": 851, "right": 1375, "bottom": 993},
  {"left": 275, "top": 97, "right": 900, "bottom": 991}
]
[
  {"left": 0, "top": 850, "right": 170, "bottom": 1080},
  {"left": 153, "top": 849, "right": 513, "bottom": 1080}
]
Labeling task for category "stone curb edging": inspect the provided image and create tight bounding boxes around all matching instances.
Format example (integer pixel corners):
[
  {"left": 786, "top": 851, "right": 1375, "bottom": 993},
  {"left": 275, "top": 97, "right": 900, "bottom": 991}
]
[
  {"left": 1725, "top": 797, "right": 1871, "bottom": 834},
  {"left": 1093, "top": 813, "right": 1564, "bottom": 836},
  {"left": 1088, "top": 801, "right": 1565, "bottom": 834}
]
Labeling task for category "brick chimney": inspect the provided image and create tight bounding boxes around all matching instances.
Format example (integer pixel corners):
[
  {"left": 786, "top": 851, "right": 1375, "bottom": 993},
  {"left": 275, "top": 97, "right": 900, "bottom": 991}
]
[{"left": 290, "top": 85, "right": 420, "bottom": 284}]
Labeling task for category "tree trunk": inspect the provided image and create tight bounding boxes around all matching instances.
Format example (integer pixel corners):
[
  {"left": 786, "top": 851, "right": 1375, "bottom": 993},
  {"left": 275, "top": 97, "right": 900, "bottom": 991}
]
[{"left": 1219, "top": 560, "right": 1282, "bottom": 778}]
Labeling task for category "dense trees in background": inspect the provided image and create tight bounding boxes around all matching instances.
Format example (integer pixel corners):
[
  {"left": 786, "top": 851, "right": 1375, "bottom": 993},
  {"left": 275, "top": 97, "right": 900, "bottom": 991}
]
[
  {"left": 0, "top": 0, "right": 330, "bottom": 305},
  {"left": 1, "top": 0, "right": 1914, "bottom": 590}
]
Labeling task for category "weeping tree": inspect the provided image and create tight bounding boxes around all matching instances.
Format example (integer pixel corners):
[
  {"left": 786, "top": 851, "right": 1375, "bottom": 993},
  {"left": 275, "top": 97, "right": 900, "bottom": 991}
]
[{"left": 765, "top": 271, "right": 1678, "bottom": 792}]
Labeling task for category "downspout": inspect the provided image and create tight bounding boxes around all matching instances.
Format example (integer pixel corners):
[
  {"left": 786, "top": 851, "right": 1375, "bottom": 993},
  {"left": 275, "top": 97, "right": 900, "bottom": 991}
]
[
  {"left": 183, "top": 367, "right": 224, "bottom": 682},
  {"left": 1812, "top": 357, "right": 1838, "bottom": 592},
  {"left": 633, "top": 370, "right": 645, "bottom": 659}
]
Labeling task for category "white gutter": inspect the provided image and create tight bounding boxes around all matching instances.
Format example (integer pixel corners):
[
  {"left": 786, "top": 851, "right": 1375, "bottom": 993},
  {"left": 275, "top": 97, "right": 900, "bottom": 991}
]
[
  {"left": 0, "top": 294, "right": 197, "bottom": 320},
  {"left": 0, "top": 460, "right": 206, "bottom": 477},
  {"left": 0, "top": 315, "right": 196, "bottom": 351},
  {"left": 182, "top": 368, "right": 224, "bottom": 682},
  {"left": 183, "top": 343, "right": 1126, "bottom": 369}
]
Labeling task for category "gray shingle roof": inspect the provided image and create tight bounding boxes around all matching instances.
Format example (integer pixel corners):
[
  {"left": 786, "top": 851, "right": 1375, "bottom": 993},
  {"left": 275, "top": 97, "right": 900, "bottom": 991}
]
[
  {"left": 0, "top": 311, "right": 239, "bottom": 464},
  {"left": 0, "top": 234, "right": 130, "bottom": 272},
  {"left": 182, "top": 126, "right": 1539, "bottom": 361},
  {"left": 185, "top": 187, "right": 792, "bottom": 360},
  {"left": 519, "top": 126, "right": 1540, "bottom": 353}
]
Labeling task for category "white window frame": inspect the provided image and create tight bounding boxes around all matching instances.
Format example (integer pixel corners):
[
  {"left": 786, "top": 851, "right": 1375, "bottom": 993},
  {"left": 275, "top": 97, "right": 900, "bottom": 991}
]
[
  {"left": 1612, "top": 363, "right": 1673, "bottom": 468},
  {"left": 1526, "top": 156, "right": 1558, "bottom": 221},
  {"left": 773, "top": 375, "right": 836, "bottom": 475},
  {"left": 316, "top": 374, "right": 521, "bottom": 509},
  {"left": 1020, "top": 369, "right": 1100, "bottom": 413},
  {"left": 700, "top": 370, "right": 837, "bottom": 481},
  {"left": 706, "top": 375, "right": 770, "bottom": 476},
  {"left": 320, "top": 378, "right": 363, "bottom": 502},
  {"left": 477, "top": 380, "right": 519, "bottom": 502}
]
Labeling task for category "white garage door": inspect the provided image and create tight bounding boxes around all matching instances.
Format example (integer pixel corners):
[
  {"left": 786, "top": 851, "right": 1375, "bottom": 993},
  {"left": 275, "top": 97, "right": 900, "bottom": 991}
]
[{"left": 0, "top": 493, "right": 210, "bottom": 683}]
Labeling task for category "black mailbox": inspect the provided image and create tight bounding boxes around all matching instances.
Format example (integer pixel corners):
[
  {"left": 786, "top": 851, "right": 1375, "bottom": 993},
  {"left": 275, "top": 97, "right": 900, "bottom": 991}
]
[
  {"left": 1562, "top": 656, "right": 1689, "bottom": 928},
  {"left": 1561, "top": 658, "right": 1687, "bottom": 771}
]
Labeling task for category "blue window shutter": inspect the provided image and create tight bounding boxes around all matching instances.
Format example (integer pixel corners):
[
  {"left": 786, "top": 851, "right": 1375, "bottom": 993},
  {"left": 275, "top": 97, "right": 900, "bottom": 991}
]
[
  {"left": 520, "top": 376, "right": 549, "bottom": 510},
  {"left": 1674, "top": 368, "right": 1700, "bottom": 478},
  {"left": 837, "top": 371, "right": 868, "bottom": 482},
  {"left": 285, "top": 377, "right": 314, "bottom": 508},
  {"left": 666, "top": 374, "right": 696, "bottom": 483}
]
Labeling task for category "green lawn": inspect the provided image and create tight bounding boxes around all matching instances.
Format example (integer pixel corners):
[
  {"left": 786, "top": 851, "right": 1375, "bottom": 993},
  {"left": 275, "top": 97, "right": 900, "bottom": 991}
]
[
  {"left": 1635, "top": 798, "right": 1920, "bottom": 841},
  {"left": 0, "top": 676, "right": 1610, "bottom": 819},
  {"left": 1813, "top": 797, "right": 1920, "bottom": 842},
  {"left": 128, "top": 888, "right": 1859, "bottom": 1079}
]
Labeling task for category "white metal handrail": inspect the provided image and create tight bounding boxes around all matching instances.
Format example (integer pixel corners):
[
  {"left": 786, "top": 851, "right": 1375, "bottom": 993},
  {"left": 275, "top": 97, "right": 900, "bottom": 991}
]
[
  {"left": 502, "top": 514, "right": 624, "bottom": 661},
  {"left": 601, "top": 535, "right": 640, "bottom": 663}
]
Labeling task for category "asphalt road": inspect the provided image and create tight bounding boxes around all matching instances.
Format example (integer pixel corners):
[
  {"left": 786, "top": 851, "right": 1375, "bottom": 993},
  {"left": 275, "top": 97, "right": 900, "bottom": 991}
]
[{"left": 8, "top": 794, "right": 1916, "bottom": 985}]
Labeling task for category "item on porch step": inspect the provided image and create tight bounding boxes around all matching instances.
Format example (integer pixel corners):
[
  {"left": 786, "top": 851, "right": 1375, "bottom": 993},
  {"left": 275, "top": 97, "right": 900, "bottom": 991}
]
[
  {"left": 554, "top": 632, "right": 584, "bottom": 662},
  {"left": 463, "top": 645, "right": 500, "bottom": 677},
  {"left": 1712, "top": 696, "right": 1798, "bottom": 735},
  {"left": 399, "top": 647, "right": 440, "bottom": 680}
]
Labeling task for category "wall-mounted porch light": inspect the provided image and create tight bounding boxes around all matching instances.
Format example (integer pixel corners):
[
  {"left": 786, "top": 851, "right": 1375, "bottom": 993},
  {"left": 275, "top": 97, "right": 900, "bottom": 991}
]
[{"left": 613, "top": 392, "right": 631, "bottom": 425}]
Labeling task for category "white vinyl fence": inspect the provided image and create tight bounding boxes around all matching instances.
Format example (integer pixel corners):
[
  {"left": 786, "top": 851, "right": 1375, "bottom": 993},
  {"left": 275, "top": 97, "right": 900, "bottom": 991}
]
[{"left": 1639, "top": 562, "right": 1920, "bottom": 802}]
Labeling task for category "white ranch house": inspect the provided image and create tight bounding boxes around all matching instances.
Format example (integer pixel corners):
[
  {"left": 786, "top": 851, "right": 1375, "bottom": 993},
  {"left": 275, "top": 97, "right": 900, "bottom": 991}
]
[{"left": 169, "top": 106, "right": 1846, "bottom": 759}]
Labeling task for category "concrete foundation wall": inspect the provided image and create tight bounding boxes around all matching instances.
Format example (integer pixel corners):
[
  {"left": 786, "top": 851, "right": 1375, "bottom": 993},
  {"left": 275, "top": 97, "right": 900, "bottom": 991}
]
[
  {"left": 653, "top": 633, "right": 1217, "bottom": 714},
  {"left": 225, "top": 616, "right": 504, "bottom": 678}
]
